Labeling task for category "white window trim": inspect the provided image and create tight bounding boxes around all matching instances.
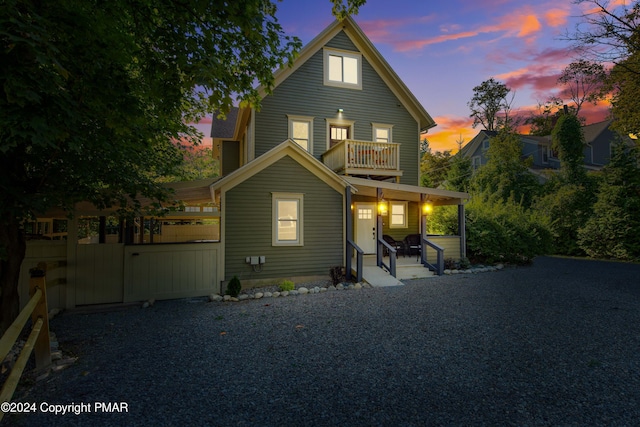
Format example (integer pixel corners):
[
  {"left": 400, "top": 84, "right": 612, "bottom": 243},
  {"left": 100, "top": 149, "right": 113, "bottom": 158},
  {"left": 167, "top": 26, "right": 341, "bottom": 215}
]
[
  {"left": 371, "top": 123, "right": 393, "bottom": 143},
  {"left": 272, "top": 193, "right": 304, "bottom": 246},
  {"left": 323, "top": 48, "right": 362, "bottom": 90},
  {"left": 325, "top": 118, "right": 355, "bottom": 151},
  {"left": 287, "top": 115, "right": 314, "bottom": 153},
  {"left": 389, "top": 201, "right": 408, "bottom": 229}
]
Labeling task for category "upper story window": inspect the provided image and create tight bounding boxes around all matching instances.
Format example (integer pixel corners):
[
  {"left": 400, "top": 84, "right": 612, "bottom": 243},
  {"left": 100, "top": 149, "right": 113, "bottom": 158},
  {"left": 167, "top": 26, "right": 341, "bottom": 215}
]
[
  {"left": 482, "top": 139, "right": 490, "bottom": 150},
  {"left": 372, "top": 123, "right": 393, "bottom": 143},
  {"left": 323, "top": 48, "right": 362, "bottom": 89},
  {"left": 326, "top": 119, "right": 355, "bottom": 149},
  {"left": 287, "top": 115, "right": 314, "bottom": 152}
]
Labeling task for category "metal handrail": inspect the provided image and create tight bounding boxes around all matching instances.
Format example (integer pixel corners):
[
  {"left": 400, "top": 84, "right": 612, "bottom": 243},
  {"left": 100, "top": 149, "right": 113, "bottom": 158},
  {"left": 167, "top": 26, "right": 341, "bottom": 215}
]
[
  {"left": 377, "top": 239, "right": 397, "bottom": 277},
  {"left": 346, "top": 239, "right": 364, "bottom": 283},
  {"left": 421, "top": 236, "right": 444, "bottom": 276}
]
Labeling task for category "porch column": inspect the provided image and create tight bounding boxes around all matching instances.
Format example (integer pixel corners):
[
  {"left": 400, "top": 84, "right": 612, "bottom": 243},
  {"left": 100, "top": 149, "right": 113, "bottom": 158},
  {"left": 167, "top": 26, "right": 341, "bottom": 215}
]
[
  {"left": 420, "top": 194, "right": 427, "bottom": 265},
  {"left": 458, "top": 203, "right": 466, "bottom": 259},
  {"left": 376, "top": 188, "right": 383, "bottom": 267},
  {"left": 345, "top": 186, "right": 353, "bottom": 280}
]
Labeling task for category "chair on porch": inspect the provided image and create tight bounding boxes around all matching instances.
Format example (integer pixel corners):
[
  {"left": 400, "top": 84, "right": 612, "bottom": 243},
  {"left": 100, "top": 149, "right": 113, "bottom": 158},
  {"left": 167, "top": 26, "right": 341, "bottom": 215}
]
[
  {"left": 383, "top": 235, "right": 404, "bottom": 257},
  {"left": 403, "top": 234, "right": 421, "bottom": 261}
]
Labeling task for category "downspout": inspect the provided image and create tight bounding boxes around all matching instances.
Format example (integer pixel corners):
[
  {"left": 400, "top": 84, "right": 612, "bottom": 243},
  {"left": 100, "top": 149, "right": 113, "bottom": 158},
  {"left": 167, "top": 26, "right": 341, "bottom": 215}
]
[{"left": 345, "top": 185, "right": 353, "bottom": 280}]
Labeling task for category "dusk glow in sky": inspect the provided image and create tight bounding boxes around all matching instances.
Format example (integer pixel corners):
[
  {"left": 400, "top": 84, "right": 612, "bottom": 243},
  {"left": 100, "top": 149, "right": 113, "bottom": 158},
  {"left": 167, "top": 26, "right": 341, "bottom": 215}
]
[{"left": 273, "top": 0, "right": 613, "bottom": 152}]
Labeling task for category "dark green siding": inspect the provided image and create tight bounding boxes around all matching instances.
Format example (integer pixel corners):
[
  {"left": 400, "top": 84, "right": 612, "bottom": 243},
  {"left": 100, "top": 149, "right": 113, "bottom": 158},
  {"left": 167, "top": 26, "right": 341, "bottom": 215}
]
[
  {"left": 255, "top": 31, "right": 421, "bottom": 185},
  {"left": 225, "top": 156, "right": 343, "bottom": 281}
]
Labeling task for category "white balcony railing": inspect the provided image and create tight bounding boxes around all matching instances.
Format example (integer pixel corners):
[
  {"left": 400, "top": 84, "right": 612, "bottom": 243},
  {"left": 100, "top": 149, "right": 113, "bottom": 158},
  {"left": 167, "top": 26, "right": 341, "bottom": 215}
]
[{"left": 322, "top": 140, "right": 401, "bottom": 176}]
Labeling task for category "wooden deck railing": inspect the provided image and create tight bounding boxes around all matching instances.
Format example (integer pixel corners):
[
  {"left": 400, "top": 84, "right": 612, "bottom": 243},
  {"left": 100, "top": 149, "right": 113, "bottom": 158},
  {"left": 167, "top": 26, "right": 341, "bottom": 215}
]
[
  {"left": 0, "top": 262, "right": 51, "bottom": 422},
  {"left": 322, "top": 139, "right": 400, "bottom": 174}
]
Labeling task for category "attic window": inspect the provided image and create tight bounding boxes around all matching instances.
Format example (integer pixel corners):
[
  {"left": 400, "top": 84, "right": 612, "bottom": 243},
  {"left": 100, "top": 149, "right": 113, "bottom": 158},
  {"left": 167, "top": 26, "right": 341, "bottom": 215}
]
[{"left": 324, "top": 48, "right": 362, "bottom": 89}]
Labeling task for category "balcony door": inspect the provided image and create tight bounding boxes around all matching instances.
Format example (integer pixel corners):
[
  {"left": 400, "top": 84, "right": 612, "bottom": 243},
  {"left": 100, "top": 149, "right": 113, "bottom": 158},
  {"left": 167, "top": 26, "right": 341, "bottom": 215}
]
[{"left": 330, "top": 125, "right": 350, "bottom": 148}]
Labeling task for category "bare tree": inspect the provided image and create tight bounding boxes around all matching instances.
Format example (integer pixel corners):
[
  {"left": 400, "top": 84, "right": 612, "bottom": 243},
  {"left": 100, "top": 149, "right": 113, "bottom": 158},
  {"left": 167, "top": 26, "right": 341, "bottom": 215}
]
[
  {"left": 568, "top": 0, "right": 640, "bottom": 71},
  {"left": 557, "top": 59, "right": 607, "bottom": 115}
]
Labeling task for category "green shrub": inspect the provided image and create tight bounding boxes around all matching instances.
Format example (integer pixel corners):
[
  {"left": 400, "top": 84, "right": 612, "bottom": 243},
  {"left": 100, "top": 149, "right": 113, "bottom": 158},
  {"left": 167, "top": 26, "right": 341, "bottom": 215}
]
[
  {"left": 279, "top": 280, "right": 295, "bottom": 292},
  {"left": 465, "top": 193, "right": 553, "bottom": 264},
  {"left": 226, "top": 275, "right": 241, "bottom": 297}
]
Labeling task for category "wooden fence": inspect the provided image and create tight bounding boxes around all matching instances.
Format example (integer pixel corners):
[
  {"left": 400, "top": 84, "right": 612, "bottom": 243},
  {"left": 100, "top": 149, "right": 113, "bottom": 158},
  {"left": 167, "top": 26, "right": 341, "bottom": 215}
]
[{"left": 0, "top": 262, "right": 52, "bottom": 422}]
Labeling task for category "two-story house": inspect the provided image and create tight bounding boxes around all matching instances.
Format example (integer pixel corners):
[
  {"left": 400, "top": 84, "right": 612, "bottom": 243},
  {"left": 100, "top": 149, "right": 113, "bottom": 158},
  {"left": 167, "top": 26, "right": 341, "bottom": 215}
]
[
  {"left": 460, "top": 120, "right": 633, "bottom": 179},
  {"left": 210, "top": 16, "right": 469, "bottom": 287}
]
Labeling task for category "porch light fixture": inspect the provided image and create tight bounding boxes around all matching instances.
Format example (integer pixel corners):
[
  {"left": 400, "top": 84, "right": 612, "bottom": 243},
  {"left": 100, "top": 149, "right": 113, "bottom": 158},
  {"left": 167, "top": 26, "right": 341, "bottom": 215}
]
[
  {"left": 422, "top": 202, "right": 433, "bottom": 215},
  {"left": 378, "top": 199, "right": 388, "bottom": 216},
  {"left": 337, "top": 108, "right": 344, "bottom": 113}
]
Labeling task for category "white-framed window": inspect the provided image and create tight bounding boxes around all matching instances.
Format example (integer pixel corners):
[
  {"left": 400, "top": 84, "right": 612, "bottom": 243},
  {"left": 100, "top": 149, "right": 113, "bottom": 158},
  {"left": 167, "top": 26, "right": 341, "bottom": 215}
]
[
  {"left": 482, "top": 139, "right": 490, "bottom": 150},
  {"left": 184, "top": 206, "right": 200, "bottom": 212},
  {"left": 287, "top": 115, "right": 314, "bottom": 152},
  {"left": 323, "top": 48, "right": 362, "bottom": 89},
  {"left": 272, "top": 193, "right": 304, "bottom": 246},
  {"left": 389, "top": 202, "right": 407, "bottom": 228},
  {"left": 372, "top": 123, "right": 393, "bottom": 143}
]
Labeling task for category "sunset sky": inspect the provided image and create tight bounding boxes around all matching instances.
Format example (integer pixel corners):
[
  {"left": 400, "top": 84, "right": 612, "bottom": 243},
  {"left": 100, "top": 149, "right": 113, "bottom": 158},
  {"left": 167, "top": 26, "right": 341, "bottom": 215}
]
[{"left": 271, "top": 0, "right": 616, "bottom": 152}]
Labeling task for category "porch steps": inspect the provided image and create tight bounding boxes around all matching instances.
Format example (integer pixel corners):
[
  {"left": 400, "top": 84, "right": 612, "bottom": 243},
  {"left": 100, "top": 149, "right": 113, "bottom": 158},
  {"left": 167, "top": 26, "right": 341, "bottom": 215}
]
[
  {"left": 395, "top": 264, "right": 435, "bottom": 280},
  {"left": 354, "top": 256, "right": 434, "bottom": 287}
]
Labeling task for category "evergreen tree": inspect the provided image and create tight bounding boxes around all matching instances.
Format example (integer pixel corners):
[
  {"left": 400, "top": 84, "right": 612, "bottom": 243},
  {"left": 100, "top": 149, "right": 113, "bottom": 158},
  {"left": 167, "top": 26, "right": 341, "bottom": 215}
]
[{"left": 578, "top": 142, "right": 640, "bottom": 260}]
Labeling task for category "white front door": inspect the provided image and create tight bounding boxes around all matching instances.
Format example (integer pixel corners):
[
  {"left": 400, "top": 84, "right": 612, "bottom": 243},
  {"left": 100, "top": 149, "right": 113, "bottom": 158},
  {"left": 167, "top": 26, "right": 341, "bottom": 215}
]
[{"left": 355, "top": 203, "right": 376, "bottom": 254}]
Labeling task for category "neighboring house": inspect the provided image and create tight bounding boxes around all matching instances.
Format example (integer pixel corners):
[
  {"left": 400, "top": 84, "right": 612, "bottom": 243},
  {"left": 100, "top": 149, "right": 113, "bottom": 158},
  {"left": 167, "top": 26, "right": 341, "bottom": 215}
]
[
  {"left": 19, "top": 17, "right": 469, "bottom": 310},
  {"left": 460, "top": 120, "right": 632, "bottom": 179}
]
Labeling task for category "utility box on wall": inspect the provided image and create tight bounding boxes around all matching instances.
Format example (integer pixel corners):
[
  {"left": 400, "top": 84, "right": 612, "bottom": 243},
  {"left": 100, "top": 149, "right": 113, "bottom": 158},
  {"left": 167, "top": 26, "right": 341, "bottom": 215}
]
[{"left": 245, "top": 256, "right": 265, "bottom": 265}]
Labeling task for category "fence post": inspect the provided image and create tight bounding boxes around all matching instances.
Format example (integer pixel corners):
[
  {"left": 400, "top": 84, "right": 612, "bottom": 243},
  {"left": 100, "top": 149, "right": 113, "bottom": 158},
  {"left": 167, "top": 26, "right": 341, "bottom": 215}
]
[{"left": 29, "top": 262, "right": 51, "bottom": 369}]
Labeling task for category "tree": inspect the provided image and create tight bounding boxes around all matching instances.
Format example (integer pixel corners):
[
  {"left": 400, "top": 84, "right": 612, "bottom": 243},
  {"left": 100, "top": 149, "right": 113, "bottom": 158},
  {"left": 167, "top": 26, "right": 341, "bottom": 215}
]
[
  {"left": 468, "top": 78, "right": 514, "bottom": 131},
  {"left": 420, "top": 150, "right": 452, "bottom": 188},
  {"left": 557, "top": 59, "right": 607, "bottom": 116},
  {"left": 567, "top": 0, "right": 640, "bottom": 135},
  {"left": 525, "top": 98, "right": 565, "bottom": 136},
  {"left": 445, "top": 154, "right": 472, "bottom": 193},
  {"left": 0, "top": 0, "right": 364, "bottom": 334},
  {"left": 534, "top": 111, "right": 597, "bottom": 255},
  {"left": 157, "top": 146, "right": 220, "bottom": 182},
  {"left": 552, "top": 112, "right": 589, "bottom": 184},
  {"left": 578, "top": 142, "right": 640, "bottom": 260},
  {"left": 608, "top": 50, "right": 640, "bottom": 136},
  {"left": 470, "top": 128, "right": 540, "bottom": 208}
]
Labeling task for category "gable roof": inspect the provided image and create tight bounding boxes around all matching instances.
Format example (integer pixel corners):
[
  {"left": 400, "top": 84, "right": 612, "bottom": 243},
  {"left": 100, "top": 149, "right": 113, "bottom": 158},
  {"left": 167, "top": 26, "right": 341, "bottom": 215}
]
[
  {"left": 582, "top": 120, "right": 612, "bottom": 144},
  {"left": 210, "top": 107, "right": 240, "bottom": 139},
  {"left": 260, "top": 16, "right": 436, "bottom": 132},
  {"left": 458, "top": 130, "right": 497, "bottom": 158},
  {"left": 210, "top": 139, "right": 353, "bottom": 196}
]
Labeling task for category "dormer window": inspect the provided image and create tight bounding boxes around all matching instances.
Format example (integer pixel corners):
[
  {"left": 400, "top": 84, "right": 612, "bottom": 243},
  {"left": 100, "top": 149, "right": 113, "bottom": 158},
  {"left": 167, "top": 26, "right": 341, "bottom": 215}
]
[{"left": 324, "top": 48, "right": 362, "bottom": 89}]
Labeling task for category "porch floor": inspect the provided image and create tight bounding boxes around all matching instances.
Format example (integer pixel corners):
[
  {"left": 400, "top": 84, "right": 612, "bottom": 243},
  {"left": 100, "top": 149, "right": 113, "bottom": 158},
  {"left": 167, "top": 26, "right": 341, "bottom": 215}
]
[{"left": 354, "top": 255, "right": 434, "bottom": 287}]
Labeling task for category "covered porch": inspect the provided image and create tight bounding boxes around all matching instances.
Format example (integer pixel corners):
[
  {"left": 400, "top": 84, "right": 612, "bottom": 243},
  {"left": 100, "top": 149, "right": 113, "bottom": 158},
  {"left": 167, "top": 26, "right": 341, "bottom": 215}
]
[{"left": 344, "top": 177, "right": 468, "bottom": 282}]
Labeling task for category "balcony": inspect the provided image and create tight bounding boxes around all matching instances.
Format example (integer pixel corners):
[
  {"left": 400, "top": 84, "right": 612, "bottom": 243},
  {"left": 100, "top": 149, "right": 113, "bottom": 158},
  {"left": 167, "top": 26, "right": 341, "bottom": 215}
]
[{"left": 322, "top": 139, "right": 402, "bottom": 180}]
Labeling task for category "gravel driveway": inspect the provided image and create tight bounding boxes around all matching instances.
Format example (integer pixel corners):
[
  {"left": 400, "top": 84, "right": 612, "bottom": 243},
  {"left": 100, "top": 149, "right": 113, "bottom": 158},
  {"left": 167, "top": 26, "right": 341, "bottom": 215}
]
[{"left": 5, "top": 256, "right": 640, "bottom": 426}]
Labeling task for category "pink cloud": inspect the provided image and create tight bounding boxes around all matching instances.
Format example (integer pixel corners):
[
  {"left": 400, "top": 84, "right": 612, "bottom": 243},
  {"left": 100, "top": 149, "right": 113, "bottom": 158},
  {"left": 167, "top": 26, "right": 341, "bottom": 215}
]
[
  {"left": 543, "top": 8, "right": 570, "bottom": 27},
  {"left": 393, "top": 8, "right": 543, "bottom": 52}
]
